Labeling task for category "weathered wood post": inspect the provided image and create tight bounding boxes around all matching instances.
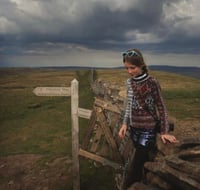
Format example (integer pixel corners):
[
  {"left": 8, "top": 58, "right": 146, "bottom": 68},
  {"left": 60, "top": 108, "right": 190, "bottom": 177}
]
[
  {"left": 33, "top": 78, "right": 93, "bottom": 190},
  {"left": 71, "top": 79, "right": 80, "bottom": 190}
]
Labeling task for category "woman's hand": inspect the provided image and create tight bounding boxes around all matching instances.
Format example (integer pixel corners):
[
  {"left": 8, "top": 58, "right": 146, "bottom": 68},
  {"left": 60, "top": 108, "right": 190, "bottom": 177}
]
[
  {"left": 119, "top": 124, "right": 127, "bottom": 138},
  {"left": 160, "top": 134, "right": 179, "bottom": 144}
]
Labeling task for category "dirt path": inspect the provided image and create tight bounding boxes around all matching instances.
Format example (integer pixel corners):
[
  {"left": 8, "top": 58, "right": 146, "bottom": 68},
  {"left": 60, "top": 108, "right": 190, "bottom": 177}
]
[{"left": 0, "top": 154, "right": 72, "bottom": 190}]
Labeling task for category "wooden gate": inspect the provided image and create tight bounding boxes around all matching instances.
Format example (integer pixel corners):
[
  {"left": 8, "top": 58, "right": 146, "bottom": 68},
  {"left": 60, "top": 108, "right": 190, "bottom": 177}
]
[
  {"left": 81, "top": 98, "right": 200, "bottom": 190},
  {"left": 79, "top": 97, "right": 135, "bottom": 190},
  {"left": 80, "top": 98, "right": 200, "bottom": 190}
]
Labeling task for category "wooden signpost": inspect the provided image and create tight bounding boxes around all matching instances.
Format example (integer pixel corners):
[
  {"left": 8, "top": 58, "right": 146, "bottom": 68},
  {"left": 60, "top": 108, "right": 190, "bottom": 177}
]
[
  {"left": 33, "top": 87, "right": 71, "bottom": 96},
  {"left": 33, "top": 79, "right": 92, "bottom": 190}
]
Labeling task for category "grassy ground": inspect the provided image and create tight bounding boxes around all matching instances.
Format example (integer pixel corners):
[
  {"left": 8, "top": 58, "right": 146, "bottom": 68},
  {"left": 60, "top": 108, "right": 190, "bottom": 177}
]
[
  {"left": 0, "top": 68, "right": 75, "bottom": 157},
  {"left": 0, "top": 68, "right": 199, "bottom": 190},
  {"left": 0, "top": 68, "right": 115, "bottom": 190}
]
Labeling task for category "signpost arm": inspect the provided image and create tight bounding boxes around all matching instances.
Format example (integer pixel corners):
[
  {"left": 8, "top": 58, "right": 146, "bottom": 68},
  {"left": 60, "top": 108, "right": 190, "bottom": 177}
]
[{"left": 71, "top": 79, "right": 80, "bottom": 190}]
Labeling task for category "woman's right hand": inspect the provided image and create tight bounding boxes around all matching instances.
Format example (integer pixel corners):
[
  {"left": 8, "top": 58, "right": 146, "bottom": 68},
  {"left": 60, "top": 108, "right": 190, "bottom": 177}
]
[{"left": 118, "top": 124, "right": 127, "bottom": 138}]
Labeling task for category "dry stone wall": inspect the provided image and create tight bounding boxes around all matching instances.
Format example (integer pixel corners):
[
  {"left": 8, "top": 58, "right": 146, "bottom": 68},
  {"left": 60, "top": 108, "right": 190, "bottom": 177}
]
[{"left": 90, "top": 79, "right": 200, "bottom": 190}]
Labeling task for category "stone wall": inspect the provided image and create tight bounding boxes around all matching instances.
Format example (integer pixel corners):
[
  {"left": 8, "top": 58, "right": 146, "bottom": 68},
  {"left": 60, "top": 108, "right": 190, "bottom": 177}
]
[
  {"left": 92, "top": 78, "right": 126, "bottom": 102},
  {"left": 91, "top": 79, "right": 200, "bottom": 190},
  {"left": 91, "top": 79, "right": 135, "bottom": 190}
]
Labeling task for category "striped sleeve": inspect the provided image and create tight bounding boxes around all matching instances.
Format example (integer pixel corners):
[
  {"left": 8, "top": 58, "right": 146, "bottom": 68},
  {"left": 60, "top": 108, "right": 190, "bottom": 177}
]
[{"left": 122, "top": 79, "right": 133, "bottom": 126}]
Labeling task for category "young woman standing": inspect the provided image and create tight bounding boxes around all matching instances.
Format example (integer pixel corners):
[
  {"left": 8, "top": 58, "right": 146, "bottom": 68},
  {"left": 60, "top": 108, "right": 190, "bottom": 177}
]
[{"left": 118, "top": 48, "right": 178, "bottom": 187}]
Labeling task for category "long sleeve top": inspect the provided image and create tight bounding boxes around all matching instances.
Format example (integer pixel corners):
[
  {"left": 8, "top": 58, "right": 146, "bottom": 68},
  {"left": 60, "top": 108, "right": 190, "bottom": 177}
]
[{"left": 122, "top": 73, "right": 169, "bottom": 134}]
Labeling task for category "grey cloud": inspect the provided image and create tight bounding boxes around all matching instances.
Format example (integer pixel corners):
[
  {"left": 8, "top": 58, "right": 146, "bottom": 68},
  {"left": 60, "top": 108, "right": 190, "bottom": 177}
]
[{"left": 0, "top": 0, "right": 199, "bottom": 58}]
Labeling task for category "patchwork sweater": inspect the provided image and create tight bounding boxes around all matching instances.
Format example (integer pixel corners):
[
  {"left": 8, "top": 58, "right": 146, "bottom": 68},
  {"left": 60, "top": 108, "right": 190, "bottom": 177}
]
[{"left": 122, "top": 73, "right": 169, "bottom": 134}]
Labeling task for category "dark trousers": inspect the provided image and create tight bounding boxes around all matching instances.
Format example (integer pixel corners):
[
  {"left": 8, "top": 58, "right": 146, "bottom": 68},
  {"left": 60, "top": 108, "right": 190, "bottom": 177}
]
[
  {"left": 126, "top": 128, "right": 157, "bottom": 187},
  {"left": 133, "top": 145, "right": 150, "bottom": 181},
  {"left": 126, "top": 145, "right": 150, "bottom": 187}
]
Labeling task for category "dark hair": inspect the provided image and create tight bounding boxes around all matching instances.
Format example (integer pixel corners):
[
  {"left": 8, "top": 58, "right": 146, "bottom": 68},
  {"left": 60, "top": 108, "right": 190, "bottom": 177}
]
[{"left": 123, "top": 48, "right": 148, "bottom": 73}]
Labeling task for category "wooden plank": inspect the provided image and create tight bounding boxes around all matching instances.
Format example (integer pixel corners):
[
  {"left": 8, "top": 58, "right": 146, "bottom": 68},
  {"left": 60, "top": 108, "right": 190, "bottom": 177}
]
[
  {"left": 90, "top": 126, "right": 103, "bottom": 153},
  {"left": 94, "top": 97, "right": 120, "bottom": 114},
  {"left": 79, "top": 148, "right": 122, "bottom": 170},
  {"left": 71, "top": 79, "right": 80, "bottom": 190},
  {"left": 33, "top": 87, "right": 71, "bottom": 96},
  {"left": 122, "top": 139, "right": 135, "bottom": 161},
  {"left": 99, "top": 138, "right": 110, "bottom": 157},
  {"left": 96, "top": 108, "right": 122, "bottom": 162},
  {"left": 81, "top": 110, "right": 97, "bottom": 149},
  {"left": 78, "top": 107, "right": 92, "bottom": 119}
]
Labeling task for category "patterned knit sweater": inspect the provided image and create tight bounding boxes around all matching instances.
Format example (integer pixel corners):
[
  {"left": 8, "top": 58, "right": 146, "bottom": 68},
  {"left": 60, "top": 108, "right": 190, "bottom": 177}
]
[{"left": 123, "top": 73, "right": 169, "bottom": 134}]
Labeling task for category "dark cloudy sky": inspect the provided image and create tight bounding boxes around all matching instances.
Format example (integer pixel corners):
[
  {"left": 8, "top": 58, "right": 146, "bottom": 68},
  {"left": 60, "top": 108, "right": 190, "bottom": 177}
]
[{"left": 0, "top": 0, "right": 200, "bottom": 67}]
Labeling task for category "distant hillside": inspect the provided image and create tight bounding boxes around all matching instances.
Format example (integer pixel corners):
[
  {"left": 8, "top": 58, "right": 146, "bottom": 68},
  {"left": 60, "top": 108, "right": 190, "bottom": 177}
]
[
  {"left": 39, "top": 65, "right": 200, "bottom": 79},
  {"left": 149, "top": 65, "right": 200, "bottom": 79}
]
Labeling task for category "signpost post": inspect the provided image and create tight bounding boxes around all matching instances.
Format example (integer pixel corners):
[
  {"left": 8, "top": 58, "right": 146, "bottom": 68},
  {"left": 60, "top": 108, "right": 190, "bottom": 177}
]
[{"left": 33, "top": 79, "right": 92, "bottom": 190}]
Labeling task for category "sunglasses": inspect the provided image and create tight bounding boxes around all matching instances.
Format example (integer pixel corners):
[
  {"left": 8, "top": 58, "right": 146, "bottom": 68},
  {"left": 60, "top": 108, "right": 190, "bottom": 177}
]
[{"left": 121, "top": 50, "right": 140, "bottom": 57}]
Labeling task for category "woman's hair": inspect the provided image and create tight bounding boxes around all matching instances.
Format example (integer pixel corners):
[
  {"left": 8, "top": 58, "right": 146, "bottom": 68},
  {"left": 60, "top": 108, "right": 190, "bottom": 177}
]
[{"left": 123, "top": 48, "right": 148, "bottom": 73}]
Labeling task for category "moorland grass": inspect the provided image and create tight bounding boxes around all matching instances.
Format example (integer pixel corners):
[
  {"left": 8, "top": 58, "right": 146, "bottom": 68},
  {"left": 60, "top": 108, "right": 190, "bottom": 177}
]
[
  {"left": 0, "top": 68, "right": 115, "bottom": 190},
  {"left": 0, "top": 69, "right": 75, "bottom": 156},
  {"left": 0, "top": 68, "right": 199, "bottom": 190}
]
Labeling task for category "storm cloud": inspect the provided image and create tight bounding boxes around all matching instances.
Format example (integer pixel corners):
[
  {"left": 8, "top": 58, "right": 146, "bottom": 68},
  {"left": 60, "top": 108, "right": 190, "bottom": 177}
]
[{"left": 0, "top": 0, "right": 200, "bottom": 67}]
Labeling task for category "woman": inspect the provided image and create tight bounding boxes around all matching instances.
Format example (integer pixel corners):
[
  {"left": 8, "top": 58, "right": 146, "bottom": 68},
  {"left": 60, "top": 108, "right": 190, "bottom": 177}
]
[{"left": 118, "top": 48, "right": 178, "bottom": 186}]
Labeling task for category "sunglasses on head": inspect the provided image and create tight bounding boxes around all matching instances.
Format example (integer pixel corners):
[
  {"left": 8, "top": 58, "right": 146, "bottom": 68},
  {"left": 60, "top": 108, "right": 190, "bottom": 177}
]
[{"left": 121, "top": 50, "right": 140, "bottom": 57}]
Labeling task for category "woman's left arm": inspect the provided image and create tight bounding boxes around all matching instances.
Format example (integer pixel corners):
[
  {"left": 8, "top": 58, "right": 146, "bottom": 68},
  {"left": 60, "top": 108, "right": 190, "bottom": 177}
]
[
  {"left": 152, "top": 79, "right": 179, "bottom": 144},
  {"left": 151, "top": 79, "right": 168, "bottom": 134}
]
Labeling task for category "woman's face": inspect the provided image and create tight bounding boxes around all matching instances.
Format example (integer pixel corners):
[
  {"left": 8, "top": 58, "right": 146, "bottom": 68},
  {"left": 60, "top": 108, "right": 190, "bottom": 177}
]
[{"left": 124, "top": 62, "right": 143, "bottom": 78}]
